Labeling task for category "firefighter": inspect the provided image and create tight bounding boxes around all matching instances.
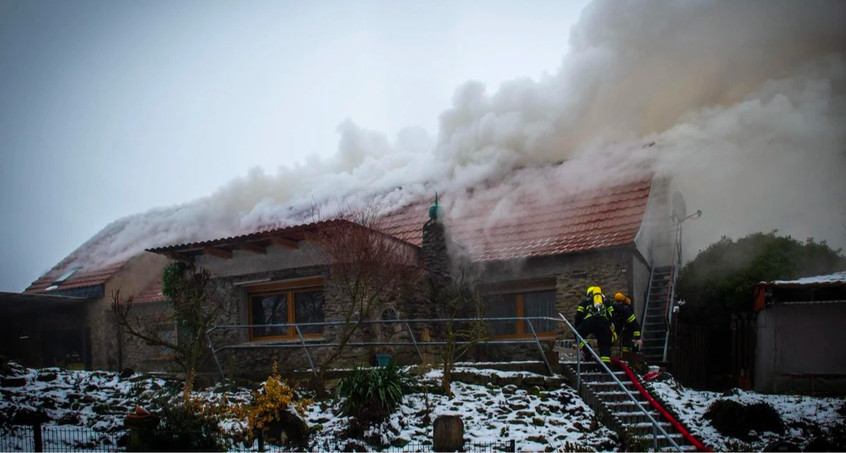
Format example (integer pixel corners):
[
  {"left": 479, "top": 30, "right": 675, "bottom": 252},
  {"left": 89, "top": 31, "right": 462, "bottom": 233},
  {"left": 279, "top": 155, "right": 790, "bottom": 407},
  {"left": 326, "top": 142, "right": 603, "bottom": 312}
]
[
  {"left": 574, "top": 286, "right": 615, "bottom": 365},
  {"left": 612, "top": 292, "right": 643, "bottom": 353}
]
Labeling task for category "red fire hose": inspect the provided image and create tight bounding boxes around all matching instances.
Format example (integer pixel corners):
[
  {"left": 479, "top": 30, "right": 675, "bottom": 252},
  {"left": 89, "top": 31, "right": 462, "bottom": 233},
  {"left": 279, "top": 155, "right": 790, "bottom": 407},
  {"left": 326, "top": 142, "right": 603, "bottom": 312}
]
[{"left": 611, "top": 357, "right": 712, "bottom": 452}]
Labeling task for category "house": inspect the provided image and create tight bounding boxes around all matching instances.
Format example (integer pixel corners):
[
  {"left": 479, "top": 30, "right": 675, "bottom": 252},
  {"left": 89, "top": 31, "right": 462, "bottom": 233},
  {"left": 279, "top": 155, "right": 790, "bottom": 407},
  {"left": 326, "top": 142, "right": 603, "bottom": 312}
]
[
  {"left": 13, "top": 169, "right": 675, "bottom": 377},
  {"left": 753, "top": 271, "right": 846, "bottom": 394},
  {"left": 18, "top": 251, "right": 168, "bottom": 371},
  {"left": 144, "top": 175, "right": 673, "bottom": 378}
]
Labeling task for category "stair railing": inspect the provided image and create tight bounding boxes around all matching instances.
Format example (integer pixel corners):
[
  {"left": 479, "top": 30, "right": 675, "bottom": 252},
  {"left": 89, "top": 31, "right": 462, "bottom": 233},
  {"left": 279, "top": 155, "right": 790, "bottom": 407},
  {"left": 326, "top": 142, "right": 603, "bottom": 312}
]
[
  {"left": 556, "top": 313, "right": 682, "bottom": 452},
  {"left": 662, "top": 219, "right": 684, "bottom": 362},
  {"left": 642, "top": 263, "right": 655, "bottom": 327}
]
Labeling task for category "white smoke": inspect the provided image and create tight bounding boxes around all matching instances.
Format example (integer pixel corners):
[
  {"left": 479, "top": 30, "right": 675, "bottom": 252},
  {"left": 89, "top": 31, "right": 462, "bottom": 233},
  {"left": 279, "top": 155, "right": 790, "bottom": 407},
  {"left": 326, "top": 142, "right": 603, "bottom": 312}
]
[{"left": 51, "top": 0, "right": 846, "bottom": 276}]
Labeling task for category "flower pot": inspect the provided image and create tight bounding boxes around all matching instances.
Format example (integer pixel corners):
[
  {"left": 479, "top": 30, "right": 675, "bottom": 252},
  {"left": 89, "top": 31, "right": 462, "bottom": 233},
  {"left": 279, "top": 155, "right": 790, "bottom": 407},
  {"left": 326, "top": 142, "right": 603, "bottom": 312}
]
[{"left": 374, "top": 353, "right": 392, "bottom": 367}]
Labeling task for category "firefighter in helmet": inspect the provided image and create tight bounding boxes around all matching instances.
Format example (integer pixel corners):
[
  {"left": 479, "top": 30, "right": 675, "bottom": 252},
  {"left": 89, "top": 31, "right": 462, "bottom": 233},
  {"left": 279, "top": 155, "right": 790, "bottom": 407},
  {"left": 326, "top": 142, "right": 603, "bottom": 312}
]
[
  {"left": 612, "top": 292, "right": 643, "bottom": 353},
  {"left": 574, "top": 286, "right": 615, "bottom": 365}
]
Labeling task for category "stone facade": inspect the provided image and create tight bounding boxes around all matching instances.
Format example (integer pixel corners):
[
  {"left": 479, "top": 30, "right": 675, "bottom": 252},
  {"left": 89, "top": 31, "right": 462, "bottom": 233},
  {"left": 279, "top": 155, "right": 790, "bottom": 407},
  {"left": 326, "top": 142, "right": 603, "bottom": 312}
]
[
  {"left": 477, "top": 248, "right": 636, "bottom": 325},
  {"left": 195, "top": 239, "right": 428, "bottom": 380},
  {"left": 119, "top": 300, "right": 180, "bottom": 373},
  {"left": 89, "top": 252, "right": 169, "bottom": 370}
]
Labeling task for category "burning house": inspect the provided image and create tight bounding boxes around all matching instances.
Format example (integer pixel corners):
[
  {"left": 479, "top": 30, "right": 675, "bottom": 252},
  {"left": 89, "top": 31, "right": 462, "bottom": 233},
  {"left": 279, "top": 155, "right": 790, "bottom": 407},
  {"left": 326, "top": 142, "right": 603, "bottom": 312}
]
[{"left": 11, "top": 169, "right": 675, "bottom": 378}]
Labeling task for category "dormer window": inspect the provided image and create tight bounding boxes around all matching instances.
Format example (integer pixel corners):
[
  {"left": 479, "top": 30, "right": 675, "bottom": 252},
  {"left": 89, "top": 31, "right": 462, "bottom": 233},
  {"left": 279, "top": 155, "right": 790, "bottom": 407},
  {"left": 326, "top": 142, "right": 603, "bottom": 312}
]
[{"left": 52, "top": 266, "right": 81, "bottom": 286}]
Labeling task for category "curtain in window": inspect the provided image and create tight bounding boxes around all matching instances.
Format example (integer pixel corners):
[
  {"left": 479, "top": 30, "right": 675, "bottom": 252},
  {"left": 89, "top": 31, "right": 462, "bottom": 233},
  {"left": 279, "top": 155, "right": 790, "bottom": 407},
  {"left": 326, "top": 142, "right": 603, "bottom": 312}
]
[
  {"left": 485, "top": 294, "right": 517, "bottom": 336},
  {"left": 294, "top": 290, "right": 324, "bottom": 334},
  {"left": 523, "top": 290, "right": 557, "bottom": 333},
  {"left": 251, "top": 294, "right": 289, "bottom": 338}
]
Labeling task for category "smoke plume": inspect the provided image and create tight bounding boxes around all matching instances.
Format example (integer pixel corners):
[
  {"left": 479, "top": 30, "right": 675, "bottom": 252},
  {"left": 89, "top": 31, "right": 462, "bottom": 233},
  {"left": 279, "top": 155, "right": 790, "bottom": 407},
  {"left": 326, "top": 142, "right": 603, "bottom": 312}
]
[{"left": 54, "top": 0, "right": 846, "bottom": 275}]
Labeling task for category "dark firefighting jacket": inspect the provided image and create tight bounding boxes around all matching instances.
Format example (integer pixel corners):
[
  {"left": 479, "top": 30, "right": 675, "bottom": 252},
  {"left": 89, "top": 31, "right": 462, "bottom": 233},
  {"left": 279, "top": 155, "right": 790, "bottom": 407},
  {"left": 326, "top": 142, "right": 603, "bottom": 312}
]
[
  {"left": 575, "top": 294, "right": 615, "bottom": 327},
  {"left": 612, "top": 302, "right": 641, "bottom": 339}
]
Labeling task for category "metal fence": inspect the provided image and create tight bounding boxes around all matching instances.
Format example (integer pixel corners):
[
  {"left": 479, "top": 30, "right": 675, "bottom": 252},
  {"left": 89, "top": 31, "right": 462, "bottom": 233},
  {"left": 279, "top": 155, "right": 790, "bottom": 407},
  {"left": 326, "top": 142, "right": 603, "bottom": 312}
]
[
  {"left": 0, "top": 424, "right": 124, "bottom": 452},
  {"left": 207, "top": 316, "right": 561, "bottom": 379},
  {"left": 313, "top": 438, "right": 516, "bottom": 452}
]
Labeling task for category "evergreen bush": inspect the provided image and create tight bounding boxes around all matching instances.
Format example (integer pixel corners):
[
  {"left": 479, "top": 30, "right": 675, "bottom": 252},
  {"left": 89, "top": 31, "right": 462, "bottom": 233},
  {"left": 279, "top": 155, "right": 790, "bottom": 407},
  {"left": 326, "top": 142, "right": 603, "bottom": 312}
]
[
  {"left": 148, "top": 401, "right": 224, "bottom": 452},
  {"left": 337, "top": 364, "right": 412, "bottom": 427},
  {"left": 704, "top": 399, "right": 784, "bottom": 439}
]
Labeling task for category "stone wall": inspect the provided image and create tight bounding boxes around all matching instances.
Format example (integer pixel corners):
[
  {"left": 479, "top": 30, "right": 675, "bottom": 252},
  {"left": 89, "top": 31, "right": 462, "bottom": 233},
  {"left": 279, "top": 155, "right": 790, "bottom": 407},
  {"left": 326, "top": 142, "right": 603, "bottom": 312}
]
[
  {"left": 91, "top": 252, "right": 169, "bottom": 370},
  {"left": 478, "top": 248, "right": 636, "bottom": 326},
  {"left": 120, "top": 301, "right": 180, "bottom": 373},
  {"left": 207, "top": 264, "right": 429, "bottom": 380}
]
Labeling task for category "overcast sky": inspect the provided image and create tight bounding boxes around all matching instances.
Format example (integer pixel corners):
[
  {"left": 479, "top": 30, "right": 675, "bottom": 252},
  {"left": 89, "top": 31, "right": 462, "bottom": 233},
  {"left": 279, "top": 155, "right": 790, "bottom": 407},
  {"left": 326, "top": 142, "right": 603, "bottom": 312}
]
[
  {"left": 0, "top": 0, "right": 588, "bottom": 291},
  {"left": 3, "top": 1, "right": 846, "bottom": 293}
]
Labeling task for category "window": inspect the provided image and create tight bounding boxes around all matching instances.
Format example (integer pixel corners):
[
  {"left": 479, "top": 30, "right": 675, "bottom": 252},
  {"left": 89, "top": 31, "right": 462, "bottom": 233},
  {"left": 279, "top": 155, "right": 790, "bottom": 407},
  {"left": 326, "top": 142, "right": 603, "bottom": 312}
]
[
  {"left": 248, "top": 279, "right": 324, "bottom": 340},
  {"left": 483, "top": 289, "right": 557, "bottom": 338}
]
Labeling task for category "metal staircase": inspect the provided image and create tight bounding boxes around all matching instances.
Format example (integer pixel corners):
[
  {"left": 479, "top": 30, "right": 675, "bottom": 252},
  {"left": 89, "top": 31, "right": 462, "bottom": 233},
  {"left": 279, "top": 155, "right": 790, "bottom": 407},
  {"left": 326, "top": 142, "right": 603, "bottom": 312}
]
[
  {"left": 560, "top": 360, "right": 698, "bottom": 451},
  {"left": 641, "top": 265, "right": 675, "bottom": 363}
]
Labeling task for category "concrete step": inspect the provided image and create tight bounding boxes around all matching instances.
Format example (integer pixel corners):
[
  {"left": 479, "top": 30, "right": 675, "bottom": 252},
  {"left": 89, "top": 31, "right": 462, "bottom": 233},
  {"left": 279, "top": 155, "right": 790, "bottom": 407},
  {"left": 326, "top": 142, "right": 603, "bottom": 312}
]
[
  {"left": 588, "top": 381, "right": 640, "bottom": 394},
  {"left": 577, "top": 371, "right": 628, "bottom": 382},
  {"left": 615, "top": 411, "right": 666, "bottom": 424},
  {"left": 632, "top": 433, "right": 690, "bottom": 450},
  {"left": 594, "top": 389, "right": 650, "bottom": 403}
]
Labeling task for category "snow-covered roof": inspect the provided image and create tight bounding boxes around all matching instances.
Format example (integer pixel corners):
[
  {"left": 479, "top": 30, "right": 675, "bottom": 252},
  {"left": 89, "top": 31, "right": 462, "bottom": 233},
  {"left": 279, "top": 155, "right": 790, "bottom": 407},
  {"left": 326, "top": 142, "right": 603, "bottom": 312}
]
[{"left": 762, "top": 271, "right": 846, "bottom": 287}]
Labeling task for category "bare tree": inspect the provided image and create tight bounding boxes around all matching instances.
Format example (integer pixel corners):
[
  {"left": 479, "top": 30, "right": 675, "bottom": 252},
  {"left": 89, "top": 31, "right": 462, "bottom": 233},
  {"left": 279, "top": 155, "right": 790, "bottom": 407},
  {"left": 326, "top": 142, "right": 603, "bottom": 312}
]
[
  {"left": 310, "top": 209, "right": 424, "bottom": 390},
  {"left": 112, "top": 262, "right": 227, "bottom": 395},
  {"left": 436, "top": 268, "right": 487, "bottom": 398}
]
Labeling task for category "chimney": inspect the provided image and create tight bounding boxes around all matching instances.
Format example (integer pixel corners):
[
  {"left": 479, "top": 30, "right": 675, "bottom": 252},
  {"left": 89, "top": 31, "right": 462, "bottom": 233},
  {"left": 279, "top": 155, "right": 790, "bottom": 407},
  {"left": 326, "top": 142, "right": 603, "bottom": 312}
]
[{"left": 423, "top": 193, "right": 449, "bottom": 309}]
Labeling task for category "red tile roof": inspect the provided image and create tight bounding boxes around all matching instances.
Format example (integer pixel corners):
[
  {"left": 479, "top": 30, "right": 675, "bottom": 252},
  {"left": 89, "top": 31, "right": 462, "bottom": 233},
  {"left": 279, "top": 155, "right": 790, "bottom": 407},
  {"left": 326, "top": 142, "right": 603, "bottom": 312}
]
[
  {"left": 381, "top": 177, "right": 652, "bottom": 262},
  {"left": 25, "top": 261, "right": 126, "bottom": 294},
  {"left": 134, "top": 277, "right": 166, "bottom": 304},
  {"left": 27, "top": 174, "right": 654, "bottom": 291}
]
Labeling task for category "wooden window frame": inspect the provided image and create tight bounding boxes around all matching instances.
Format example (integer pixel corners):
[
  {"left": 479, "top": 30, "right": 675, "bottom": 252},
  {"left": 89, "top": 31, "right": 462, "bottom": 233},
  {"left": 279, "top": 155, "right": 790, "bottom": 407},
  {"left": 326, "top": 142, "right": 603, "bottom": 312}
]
[
  {"left": 482, "top": 279, "right": 557, "bottom": 339},
  {"left": 247, "top": 277, "right": 325, "bottom": 341}
]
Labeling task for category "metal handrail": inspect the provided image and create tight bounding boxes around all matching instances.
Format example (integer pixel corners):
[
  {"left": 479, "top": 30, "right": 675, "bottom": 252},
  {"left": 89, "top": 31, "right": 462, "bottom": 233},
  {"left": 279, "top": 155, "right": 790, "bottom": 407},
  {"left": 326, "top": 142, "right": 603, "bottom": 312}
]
[
  {"left": 205, "top": 316, "right": 559, "bottom": 378},
  {"left": 206, "top": 314, "right": 680, "bottom": 450},
  {"left": 557, "top": 313, "right": 681, "bottom": 452},
  {"left": 663, "top": 220, "right": 683, "bottom": 362},
  {"left": 642, "top": 263, "right": 656, "bottom": 328}
]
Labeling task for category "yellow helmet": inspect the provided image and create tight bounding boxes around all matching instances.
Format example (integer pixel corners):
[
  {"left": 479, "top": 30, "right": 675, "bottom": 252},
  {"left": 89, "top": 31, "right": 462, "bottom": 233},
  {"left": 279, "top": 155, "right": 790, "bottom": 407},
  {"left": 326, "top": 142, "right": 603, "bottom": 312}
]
[
  {"left": 625, "top": 297, "right": 632, "bottom": 305},
  {"left": 614, "top": 292, "right": 626, "bottom": 302}
]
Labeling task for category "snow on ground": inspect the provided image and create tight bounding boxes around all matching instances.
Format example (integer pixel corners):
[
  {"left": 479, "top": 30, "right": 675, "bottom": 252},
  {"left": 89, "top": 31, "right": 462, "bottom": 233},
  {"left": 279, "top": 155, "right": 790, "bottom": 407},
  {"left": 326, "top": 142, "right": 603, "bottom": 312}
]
[
  {"left": 306, "top": 367, "right": 616, "bottom": 452},
  {"left": 1, "top": 361, "right": 616, "bottom": 452},
  {"left": 3, "top": 359, "right": 845, "bottom": 452},
  {"left": 648, "top": 374, "right": 846, "bottom": 451},
  {"left": 0, "top": 361, "right": 180, "bottom": 431}
]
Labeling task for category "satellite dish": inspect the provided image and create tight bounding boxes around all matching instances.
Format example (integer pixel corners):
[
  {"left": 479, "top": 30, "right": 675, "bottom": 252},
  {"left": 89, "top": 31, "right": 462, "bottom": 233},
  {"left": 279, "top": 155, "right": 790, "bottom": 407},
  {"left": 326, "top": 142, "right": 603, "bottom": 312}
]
[{"left": 672, "top": 191, "right": 686, "bottom": 222}]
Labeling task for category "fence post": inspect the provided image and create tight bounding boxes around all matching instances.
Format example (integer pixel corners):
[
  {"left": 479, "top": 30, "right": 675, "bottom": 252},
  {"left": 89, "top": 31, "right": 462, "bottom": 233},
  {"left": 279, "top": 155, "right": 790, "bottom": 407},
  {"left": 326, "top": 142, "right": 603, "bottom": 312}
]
[
  {"left": 33, "top": 423, "right": 43, "bottom": 452},
  {"left": 256, "top": 428, "right": 265, "bottom": 452}
]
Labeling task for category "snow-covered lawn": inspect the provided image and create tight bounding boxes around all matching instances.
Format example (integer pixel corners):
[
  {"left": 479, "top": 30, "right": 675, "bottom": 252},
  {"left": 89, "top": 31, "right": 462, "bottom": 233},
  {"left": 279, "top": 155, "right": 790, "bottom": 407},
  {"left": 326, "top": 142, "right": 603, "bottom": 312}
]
[
  {"left": 648, "top": 375, "right": 846, "bottom": 451},
  {"left": 2, "top": 359, "right": 845, "bottom": 452},
  {"left": 307, "top": 368, "right": 616, "bottom": 452}
]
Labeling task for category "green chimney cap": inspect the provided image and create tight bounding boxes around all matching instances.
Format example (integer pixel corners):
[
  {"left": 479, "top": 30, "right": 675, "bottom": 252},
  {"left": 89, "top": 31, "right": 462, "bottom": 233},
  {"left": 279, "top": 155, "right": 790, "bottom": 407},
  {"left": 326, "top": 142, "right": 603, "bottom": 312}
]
[{"left": 429, "top": 192, "right": 444, "bottom": 220}]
